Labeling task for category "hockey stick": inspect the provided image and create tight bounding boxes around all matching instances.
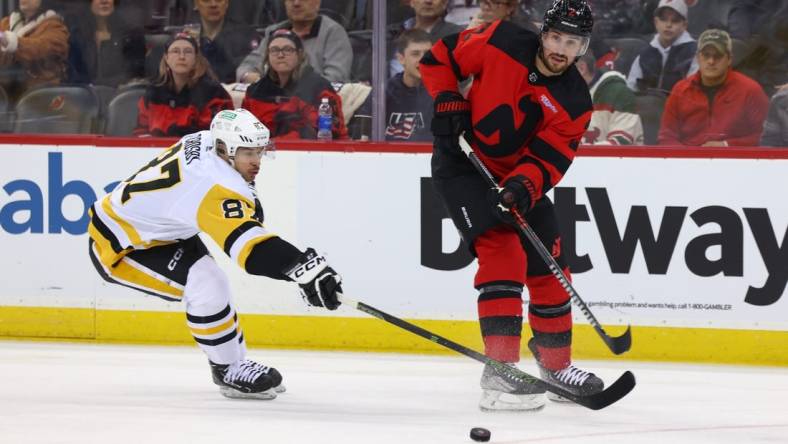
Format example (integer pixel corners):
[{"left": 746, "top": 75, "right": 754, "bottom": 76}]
[
  {"left": 458, "top": 135, "right": 632, "bottom": 355},
  {"left": 337, "top": 293, "right": 635, "bottom": 410}
]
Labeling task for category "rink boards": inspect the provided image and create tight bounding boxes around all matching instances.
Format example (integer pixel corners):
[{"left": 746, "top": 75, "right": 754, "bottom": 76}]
[{"left": 0, "top": 139, "right": 786, "bottom": 365}]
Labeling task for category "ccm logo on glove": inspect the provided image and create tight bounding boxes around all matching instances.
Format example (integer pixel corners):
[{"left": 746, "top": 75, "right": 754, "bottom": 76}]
[
  {"left": 288, "top": 253, "right": 326, "bottom": 280},
  {"left": 284, "top": 248, "right": 343, "bottom": 310}
]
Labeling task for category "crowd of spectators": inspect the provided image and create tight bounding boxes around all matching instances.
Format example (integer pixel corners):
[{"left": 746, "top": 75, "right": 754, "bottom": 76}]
[{"left": 0, "top": 0, "right": 785, "bottom": 146}]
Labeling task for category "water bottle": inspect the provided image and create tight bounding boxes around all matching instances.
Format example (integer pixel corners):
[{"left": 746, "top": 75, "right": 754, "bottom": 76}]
[{"left": 317, "top": 97, "right": 333, "bottom": 141}]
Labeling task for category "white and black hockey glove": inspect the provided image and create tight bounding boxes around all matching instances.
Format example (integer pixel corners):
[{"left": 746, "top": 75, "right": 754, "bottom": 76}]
[{"left": 284, "top": 248, "right": 342, "bottom": 310}]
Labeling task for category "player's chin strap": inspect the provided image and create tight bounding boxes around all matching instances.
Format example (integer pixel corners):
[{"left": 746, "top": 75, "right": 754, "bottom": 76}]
[
  {"left": 458, "top": 133, "right": 632, "bottom": 355},
  {"left": 335, "top": 292, "right": 635, "bottom": 411}
]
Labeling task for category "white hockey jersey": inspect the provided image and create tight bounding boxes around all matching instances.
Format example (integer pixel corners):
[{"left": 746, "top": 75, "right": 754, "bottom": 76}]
[{"left": 89, "top": 130, "right": 274, "bottom": 269}]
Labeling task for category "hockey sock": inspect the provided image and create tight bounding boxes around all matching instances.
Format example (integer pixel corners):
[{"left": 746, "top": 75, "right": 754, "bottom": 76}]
[
  {"left": 477, "top": 281, "right": 524, "bottom": 363},
  {"left": 184, "top": 257, "right": 245, "bottom": 365},
  {"left": 526, "top": 272, "right": 572, "bottom": 370}
]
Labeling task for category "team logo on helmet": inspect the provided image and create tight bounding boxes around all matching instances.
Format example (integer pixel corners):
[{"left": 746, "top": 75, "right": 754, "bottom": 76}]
[
  {"left": 542, "top": 0, "right": 594, "bottom": 37},
  {"left": 218, "top": 111, "right": 238, "bottom": 120}
]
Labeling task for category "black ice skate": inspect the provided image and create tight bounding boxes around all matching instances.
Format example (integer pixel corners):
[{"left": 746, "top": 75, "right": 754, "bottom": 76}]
[
  {"left": 479, "top": 362, "right": 546, "bottom": 411},
  {"left": 527, "top": 338, "right": 604, "bottom": 402},
  {"left": 210, "top": 359, "right": 284, "bottom": 400}
]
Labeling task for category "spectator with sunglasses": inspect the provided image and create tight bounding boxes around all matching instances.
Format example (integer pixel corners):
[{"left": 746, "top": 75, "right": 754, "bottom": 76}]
[
  {"left": 135, "top": 33, "right": 233, "bottom": 137},
  {"left": 242, "top": 29, "right": 347, "bottom": 139}
]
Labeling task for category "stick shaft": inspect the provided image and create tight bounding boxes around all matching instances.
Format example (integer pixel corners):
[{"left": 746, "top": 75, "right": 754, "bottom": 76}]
[
  {"left": 458, "top": 135, "right": 631, "bottom": 354},
  {"left": 337, "top": 293, "right": 634, "bottom": 409}
]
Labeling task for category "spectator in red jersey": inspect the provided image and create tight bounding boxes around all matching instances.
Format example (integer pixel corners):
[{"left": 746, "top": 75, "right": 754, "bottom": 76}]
[
  {"left": 658, "top": 28, "right": 770, "bottom": 147},
  {"left": 0, "top": 0, "right": 69, "bottom": 101},
  {"left": 135, "top": 33, "right": 233, "bottom": 137},
  {"left": 242, "top": 29, "right": 346, "bottom": 139}
]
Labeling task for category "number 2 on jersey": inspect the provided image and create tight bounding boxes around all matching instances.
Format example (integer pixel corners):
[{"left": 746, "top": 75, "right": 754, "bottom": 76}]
[{"left": 121, "top": 144, "right": 183, "bottom": 203}]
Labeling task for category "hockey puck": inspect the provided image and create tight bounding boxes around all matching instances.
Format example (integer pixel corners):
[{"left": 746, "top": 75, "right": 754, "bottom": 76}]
[{"left": 470, "top": 427, "right": 491, "bottom": 442}]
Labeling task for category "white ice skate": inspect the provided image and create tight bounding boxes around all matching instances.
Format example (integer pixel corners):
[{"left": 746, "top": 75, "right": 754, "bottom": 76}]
[{"left": 479, "top": 362, "right": 546, "bottom": 411}]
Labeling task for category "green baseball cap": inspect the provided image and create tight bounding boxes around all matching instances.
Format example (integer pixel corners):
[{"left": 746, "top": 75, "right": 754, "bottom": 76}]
[{"left": 697, "top": 28, "right": 732, "bottom": 55}]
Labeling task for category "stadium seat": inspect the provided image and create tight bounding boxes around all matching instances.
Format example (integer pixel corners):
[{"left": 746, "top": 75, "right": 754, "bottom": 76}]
[
  {"left": 90, "top": 85, "right": 117, "bottom": 133},
  {"left": 144, "top": 33, "right": 170, "bottom": 79},
  {"left": 348, "top": 30, "right": 372, "bottom": 82},
  {"left": 635, "top": 93, "right": 667, "bottom": 145},
  {"left": 13, "top": 86, "right": 99, "bottom": 134},
  {"left": 104, "top": 87, "right": 146, "bottom": 136},
  {"left": 605, "top": 37, "right": 648, "bottom": 75}
]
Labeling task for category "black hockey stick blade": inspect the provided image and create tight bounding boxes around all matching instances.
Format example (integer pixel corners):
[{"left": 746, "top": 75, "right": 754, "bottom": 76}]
[
  {"left": 551, "top": 370, "right": 636, "bottom": 410},
  {"left": 338, "top": 293, "right": 636, "bottom": 410},
  {"left": 601, "top": 324, "right": 632, "bottom": 355}
]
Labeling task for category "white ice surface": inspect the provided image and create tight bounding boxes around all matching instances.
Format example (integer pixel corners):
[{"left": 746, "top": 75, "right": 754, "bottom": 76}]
[{"left": 0, "top": 341, "right": 786, "bottom": 444}]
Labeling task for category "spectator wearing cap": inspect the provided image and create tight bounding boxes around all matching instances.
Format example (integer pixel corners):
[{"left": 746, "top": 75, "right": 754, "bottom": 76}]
[
  {"left": 135, "top": 33, "right": 233, "bottom": 137},
  {"left": 658, "top": 29, "right": 770, "bottom": 147},
  {"left": 0, "top": 0, "right": 69, "bottom": 101},
  {"left": 241, "top": 29, "right": 347, "bottom": 139},
  {"left": 626, "top": 0, "right": 698, "bottom": 95},
  {"left": 760, "top": 83, "right": 788, "bottom": 147},
  {"left": 193, "top": 0, "right": 260, "bottom": 84},
  {"left": 236, "top": 0, "right": 352, "bottom": 84},
  {"left": 576, "top": 52, "right": 644, "bottom": 145},
  {"left": 66, "top": 0, "right": 146, "bottom": 87}
]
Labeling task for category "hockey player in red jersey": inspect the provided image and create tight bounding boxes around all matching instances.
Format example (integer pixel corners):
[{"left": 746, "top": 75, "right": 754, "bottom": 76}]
[{"left": 420, "top": 0, "right": 603, "bottom": 411}]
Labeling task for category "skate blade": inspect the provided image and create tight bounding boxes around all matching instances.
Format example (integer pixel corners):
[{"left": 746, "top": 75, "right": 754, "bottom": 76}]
[
  {"left": 547, "top": 392, "right": 571, "bottom": 402},
  {"left": 219, "top": 386, "right": 277, "bottom": 400},
  {"left": 479, "top": 389, "right": 546, "bottom": 412},
  {"left": 273, "top": 383, "right": 286, "bottom": 394}
]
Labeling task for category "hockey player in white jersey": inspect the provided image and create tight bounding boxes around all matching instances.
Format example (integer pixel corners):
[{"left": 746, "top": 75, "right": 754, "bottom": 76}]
[{"left": 87, "top": 109, "right": 342, "bottom": 400}]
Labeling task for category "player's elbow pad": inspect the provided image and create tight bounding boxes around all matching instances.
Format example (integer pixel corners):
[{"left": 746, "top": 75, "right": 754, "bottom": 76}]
[{"left": 244, "top": 236, "right": 302, "bottom": 281}]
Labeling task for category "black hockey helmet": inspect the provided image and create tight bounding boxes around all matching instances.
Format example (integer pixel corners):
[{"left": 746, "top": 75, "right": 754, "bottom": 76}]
[{"left": 541, "top": 0, "right": 594, "bottom": 38}]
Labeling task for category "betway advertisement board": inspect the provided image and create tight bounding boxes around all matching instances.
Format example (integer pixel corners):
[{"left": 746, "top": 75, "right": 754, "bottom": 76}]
[{"left": 0, "top": 143, "right": 786, "bottom": 332}]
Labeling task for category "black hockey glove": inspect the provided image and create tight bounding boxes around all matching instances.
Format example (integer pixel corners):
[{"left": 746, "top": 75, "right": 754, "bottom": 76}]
[
  {"left": 488, "top": 175, "right": 534, "bottom": 224},
  {"left": 431, "top": 91, "right": 471, "bottom": 154},
  {"left": 284, "top": 248, "right": 342, "bottom": 310}
]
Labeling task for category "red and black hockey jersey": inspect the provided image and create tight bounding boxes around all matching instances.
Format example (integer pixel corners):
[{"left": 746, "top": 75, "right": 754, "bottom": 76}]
[
  {"left": 420, "top": 20, "right": 592, "bottom": 201},
  {"left": 241, "top": 65, "right": 347, "bottom": 139},
  {"left": 135, "top": 76, "right": 233, "bottom": 137}
]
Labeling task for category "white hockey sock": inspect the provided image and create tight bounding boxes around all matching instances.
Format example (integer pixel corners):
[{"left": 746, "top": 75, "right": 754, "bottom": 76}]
[{"left": 184, "top": 257, "right": 245, "bottom": 364}]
